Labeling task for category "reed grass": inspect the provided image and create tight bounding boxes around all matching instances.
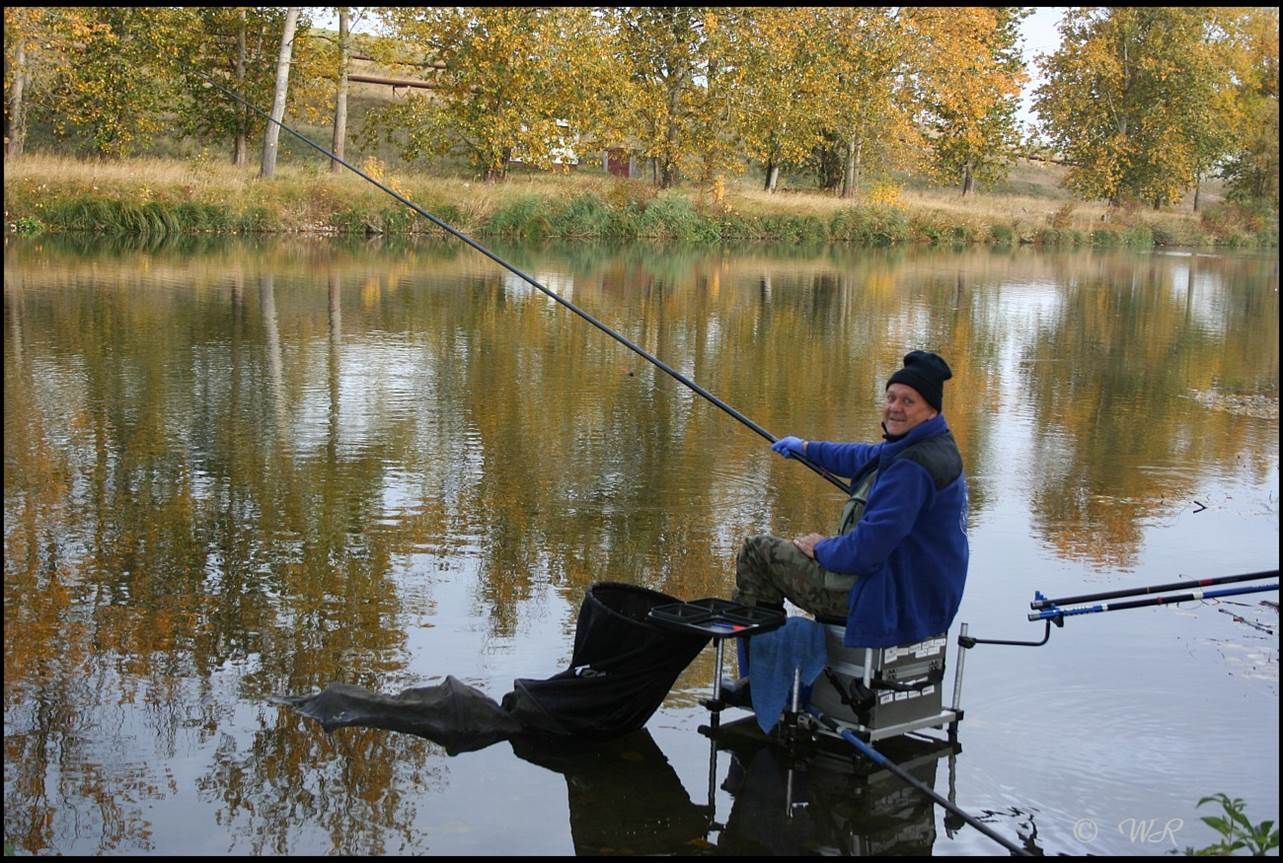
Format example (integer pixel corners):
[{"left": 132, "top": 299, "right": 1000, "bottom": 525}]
[{"left": 4, "top": 153, "right": 1272, "bottom": 247}]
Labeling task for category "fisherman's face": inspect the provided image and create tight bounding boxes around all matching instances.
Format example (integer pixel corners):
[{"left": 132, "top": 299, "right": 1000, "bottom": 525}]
[{"left": 883, "top": 383, "right": 937, "bottom": 436}]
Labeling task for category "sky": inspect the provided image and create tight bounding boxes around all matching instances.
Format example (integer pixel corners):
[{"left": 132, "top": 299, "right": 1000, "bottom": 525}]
[{"left": 1019, "top": 7, "right": 1068, "bottom": 128}]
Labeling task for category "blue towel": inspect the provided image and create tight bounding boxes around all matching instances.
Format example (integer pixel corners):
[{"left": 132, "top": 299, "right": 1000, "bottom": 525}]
[{"left": 748, "top": 617, "right": 828, "bottom": 733}]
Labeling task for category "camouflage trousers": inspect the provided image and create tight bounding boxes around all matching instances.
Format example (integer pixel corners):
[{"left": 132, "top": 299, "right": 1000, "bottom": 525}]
[{"left": 731, "top": 534, "right": 857, "bottom": 620}]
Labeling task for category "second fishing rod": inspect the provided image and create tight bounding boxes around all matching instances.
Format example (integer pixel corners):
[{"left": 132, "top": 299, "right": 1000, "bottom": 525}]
[{"left": 206, "top": 79, "right": 851, "bottom": 495}]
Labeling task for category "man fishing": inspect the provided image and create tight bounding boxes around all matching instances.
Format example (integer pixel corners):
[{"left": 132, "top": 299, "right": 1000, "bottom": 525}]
[{"left": 733, "top": 350, "right": 969, "bottom": 648}]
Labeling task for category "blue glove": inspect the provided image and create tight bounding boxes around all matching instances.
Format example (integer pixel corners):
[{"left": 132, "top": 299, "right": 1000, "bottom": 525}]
[{"left": 771, "top": 436, "right": 806, "bottom": 460}]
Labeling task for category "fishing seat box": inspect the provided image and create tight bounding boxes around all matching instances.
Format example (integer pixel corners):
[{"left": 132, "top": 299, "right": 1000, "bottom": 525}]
[{"left": 806, "top": 620, "right": 949, "bottom": 740}]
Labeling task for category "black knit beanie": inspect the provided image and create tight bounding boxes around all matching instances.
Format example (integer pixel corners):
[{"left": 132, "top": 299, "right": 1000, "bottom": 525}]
[{"left": 886, "top": 351, "right": 953, "bottom": 412}]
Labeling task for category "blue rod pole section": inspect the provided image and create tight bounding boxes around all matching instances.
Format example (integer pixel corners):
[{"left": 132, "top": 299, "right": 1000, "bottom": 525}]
[
  {"left": 1030, "top": 569, "right": 1278, "bottom": 609},
  {"left": 1028, "top": 583, "right": 1279, "bottom": 622},
  {"left": 202, "top": 80, "right": 852, "bottom": 496},
  {"left": 805, "top": 706, "right": 1030, "bottom": 856}
]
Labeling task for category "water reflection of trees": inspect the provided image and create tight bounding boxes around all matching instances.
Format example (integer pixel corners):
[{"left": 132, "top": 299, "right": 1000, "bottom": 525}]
[
  {"left": 444, "top": 243, "right": 1008, "bottom": 609},
  {"left": 3, "top": 240, "right": 1277, "bottom": 853},
  {"left": 1021, "top": 252, "right": 1279, "bottom": 568},
  {"left": 5, "top": 259, "right": 436, "bottom": 853},
  {"left": 198, "top": 712, "right": 443, "bottom": 855}
]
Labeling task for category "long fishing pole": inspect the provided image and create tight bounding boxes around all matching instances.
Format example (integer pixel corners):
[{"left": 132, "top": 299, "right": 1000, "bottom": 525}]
[
  {"left": 1029, "top": 569, "right": 1278, "bottom": 610},
  {"left": 805, "top": 706, "right": 1031, "bottom": 856},
  {"left": 1028, "top": 581, "right": 1279, "bottom": 622},
  {"left": 203, "top": 79, "right": 852, "bottom": 495}
]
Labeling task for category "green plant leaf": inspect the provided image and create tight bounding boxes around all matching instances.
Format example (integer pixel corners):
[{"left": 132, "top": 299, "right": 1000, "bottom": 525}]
[
  {"left": 1201, "top": 815, "right": 1232, "bottom": 835},
  {"left": 1225, "top": 801, "right": 1253, "bottom": 832}
]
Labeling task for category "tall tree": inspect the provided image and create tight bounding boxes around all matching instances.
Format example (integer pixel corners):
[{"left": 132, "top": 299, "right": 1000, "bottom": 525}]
[
  {"left": 176, "top": 8, "right": 321, "bottom": 165},
  {"left": 3, "top": 7, "right": 38, "bottom": 157},
  {"left": 371, "top": 7, "right": 616, "bottom": 181},
  {"left": 233, "top": 8, "right": 250, "bottom": 164},
  {"left": 812, "top": 8, "right": 920, "bottom": 199},
  {"left": 1035, "top": 8, "right": 1225, "bottom": 207},
  {"left": 1183, "top": 10, "right": 1244, "bottom": 212},
  {"left": 1218, "top": 7, "right": 1279, "bottom": 209},
  {"left": 907, "top": 7, "right": 1028, "bottom": 196},
  {"left": 261, "top": 7, "right": 301, "bottom": 178},
  {"left": 610, "top": 7, "right": 710, "bottom": 188},
  {"left": 37, "top": 8, "right": 187, "bottom": 157},
  {"left": 738, "top": 8, "right": 831, "bottom": 193},
  {"left": 330, "top": 6, "right": 352, "bottom": 174},
  {"left": 688, "top": 8, "right": 754, "bottom": 193}
]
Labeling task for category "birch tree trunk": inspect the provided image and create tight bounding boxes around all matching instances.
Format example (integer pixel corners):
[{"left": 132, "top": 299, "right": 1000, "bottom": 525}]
[
  {"left": 261, "top": 7, "right": 300, "bottom": 179},
  {"left": 330, "top": 7, "right": 350, "bottom": 174},
  {"left": 841, "top": 136, "right": 861, "bottom": 199},
  {"left": 763, "top": 132, "right": 779, "bottom": 192},
  {"left": 233, "top": 9, "right": 248, "bottom": 165},
  {"left": 6, "top": 39, "right": 27, "bottom": 158},
  {"left": 765, "top": 161, "right": 779, "bottom": 193}
]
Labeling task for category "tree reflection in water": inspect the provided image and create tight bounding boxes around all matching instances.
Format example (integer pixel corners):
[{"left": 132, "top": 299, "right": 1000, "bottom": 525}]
[{"left": 3, "top": 238, "right": 1276, "bottom": 854}]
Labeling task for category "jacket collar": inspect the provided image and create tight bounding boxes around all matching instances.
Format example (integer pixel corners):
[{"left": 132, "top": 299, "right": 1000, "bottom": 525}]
[{"left": 879, "top": 413, "right": 948, "bottom": 462}]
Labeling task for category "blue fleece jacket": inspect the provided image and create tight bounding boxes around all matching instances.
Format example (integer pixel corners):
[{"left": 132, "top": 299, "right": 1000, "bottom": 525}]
[{"left": 807, "top": 414, "right": 969, "bottom": 648}]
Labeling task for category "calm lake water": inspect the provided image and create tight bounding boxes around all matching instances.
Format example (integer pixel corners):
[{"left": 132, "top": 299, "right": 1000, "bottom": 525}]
[{"left": 4, "top": 234, "right": 1278, "bottom": 855}]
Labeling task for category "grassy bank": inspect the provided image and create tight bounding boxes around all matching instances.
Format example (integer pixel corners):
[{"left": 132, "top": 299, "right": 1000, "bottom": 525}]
[{"left": 4, "top": 154, "right": 1277, "bottom": 249}]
